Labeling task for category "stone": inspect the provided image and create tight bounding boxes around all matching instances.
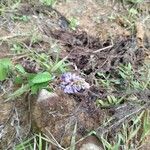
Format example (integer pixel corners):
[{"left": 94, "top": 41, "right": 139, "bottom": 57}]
[{"left": 32, "top": 89, "right": 106, "bottom": 149}]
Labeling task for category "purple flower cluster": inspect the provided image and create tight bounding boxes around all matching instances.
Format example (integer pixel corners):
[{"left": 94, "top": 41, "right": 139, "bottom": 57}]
[{"left": 60, "top": 72, "right": 90, "bottom": 94}]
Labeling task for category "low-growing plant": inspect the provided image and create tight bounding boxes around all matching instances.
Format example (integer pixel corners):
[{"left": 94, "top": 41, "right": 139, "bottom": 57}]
[
  {"left": 118, "top": 63, "right": 150, "bottom": 90},
  {"left": 97, "top": 95, "right": 124, "bottom": 107},
  {"left": 12, "top": 15, "right": 30, "bottom": 22},
  {"left": 40, "top": 0, "right": 57, "bottom": 6},
  {"left": 0, "top": 53, "right": 69, "bottom": 101},
  {"left": 0, "top": 58, "right": 12, "bottom": 81},
  {"left": 14, "top": 133, "right": 50, "bottom": 150},
  {"left": 140, "top": 110, "right": 150, "bottom": 142},
  {"left": 96, "top": 72, "right": 120, "bottom": 89},
  {"left": 31, "top": 49, "right": 70, "bottom": 74},
  {"left": 126, "top": 0, "right": 144, "bottom": 4},
  {"left": 7, "top": 66, "right": 54, "bottom": 101},
  {"left": 69, "top": 17, "right": 79, "bottom": 30},
  {"left": 11, "top": 44, "right": 24, "bottom": 54},
  {"left": 0, "top": 58, "right": 53, "bottom": 100},
  {"left": 101, "top": 134, "right": 121, "bottom": 150},
  {"left": 101, "top": 110, "right": 150, "bottom": 150}
]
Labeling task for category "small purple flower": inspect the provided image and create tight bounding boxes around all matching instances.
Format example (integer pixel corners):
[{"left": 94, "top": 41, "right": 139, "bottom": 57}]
[{"left": 60, "top": 72, "right": 90, "bottom": 94}]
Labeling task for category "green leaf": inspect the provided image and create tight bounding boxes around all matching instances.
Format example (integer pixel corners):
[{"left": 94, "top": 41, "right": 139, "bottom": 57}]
[
  {"left": 14, "top": 76, "right": 24, "bottom": 84},
  {"left": 107, "top": 96, "right": 113, "bottom": 104},
  {"left": 101, "top": 136, "right": 112, "bottom": 149},
  {"left": 40, "top": 0, "right": 56, "bottom": 6},
  {"left": 27, "top": 73, "right": 36, "bottom": 81},
  {"left": 127, "top": 0, "right": 144, "bottom": 3},
  {"left": 51, "top": 56, "right": 68, "bottom": 73},
  {"left": 141, "top": 111, "right": 150, "bottom": 141},
  {"left": 69, "top": 17, "right": 79, "bottom": 30},
  {"left": 0, "top": 58, "right": 11, "bottom": 67},
  {"left": 12, "top": 15, "right": 30, "bottom": 22},
  {"left": 119, "top": 71, "right": 126, "bottom": 79},
  {"left": 129, "top": 8, "right": 138, "bottom": 16},
  {"left": 112, "top": 134, "right": 121, "bottom": 150},
  {"left": 11, "top": 44, "right": 23, "bottom": 54},
  {"left": 15, "top": 64, "right": 26, "bottom": 74},
  {"left": 31, "top": 72, "right": 53, "bottom": 84},
  {"left": 128, "top": 125, "right": 140, "bottom": 141},
  {"left": 31, "top": 82, "right": 48, "bottom": 94},
  {"left": 0, "top": 58, "right": 12, "bottom": 81},
  {"left": 15, "top": 136, "right": 35, "bottom": 150},
  {"left": 38, "top": 133, "right": 42, "bottom": 150},
  {"left": 0, "top": 65, "right": 7, "bottom": 81}
]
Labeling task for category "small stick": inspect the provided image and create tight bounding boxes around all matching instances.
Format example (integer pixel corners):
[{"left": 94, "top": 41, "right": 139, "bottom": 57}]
[
  {"left": 45, "top": 128, "right": 66, "bottom": 150},
  {"left": 0, "top": 33, "right": 30, "bottom": 41},
  {"left": 93, "top": 44, "right": 113, "bottom": 53}
]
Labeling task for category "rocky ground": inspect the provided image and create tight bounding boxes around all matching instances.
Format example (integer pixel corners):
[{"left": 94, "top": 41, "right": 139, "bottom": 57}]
[{"left": 0, "top": 0, "right": 150, "bottom": 149}]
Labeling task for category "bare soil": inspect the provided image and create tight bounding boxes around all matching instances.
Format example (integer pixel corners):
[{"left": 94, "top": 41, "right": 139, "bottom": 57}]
[{"left": 0, "top": 0, "right": 149, "bottom": 149}]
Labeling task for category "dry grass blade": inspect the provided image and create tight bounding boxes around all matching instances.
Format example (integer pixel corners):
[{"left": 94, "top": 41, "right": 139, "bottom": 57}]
[
  {"left": 0, "top": 33, "right": 31, "bottom": 41},
  {"left": 136, "top": 22, "right": 145, "bottom": 47},
  {"left": 69, "top": 121, "right": 77, "bottom": 150},
  {"left": 50, "top": 56, "right": 68, "bottom": 72},
  {"left": 45, "top": 128, "right": 66, "bottom": 150}
]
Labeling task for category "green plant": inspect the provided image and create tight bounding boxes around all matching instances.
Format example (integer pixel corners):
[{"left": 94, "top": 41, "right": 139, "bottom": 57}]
[
  {"left": 6, "top": 72, "right": 53, "bottom": 101},
  {"left": 12, "top": 15, "right": 30, "bottom": 22},
  {"left": 14, "top": 133, "right": 50, "bottom": 150},
  {"left": 96, "top": 72, "right": 120, "bottom": 89},
  {"left": 69, "top": 17, "right": 79, "bottom": 30},
  {"left": 1, "top": 58, "right": 54, "bottom": 101},
  {"left": 0, "top": 58, "right": 12, "bottom": 81},
  {"left": 40, "top": 0, "right": 57, "bottom": 6},
  {"left": 3, "top": 50, "right": 69, "bottom": 101},
  {"left": 0, "top": 31, "right": 69, "bottom": 99},
  {"left": 101, "top": 134, "right": 121, "bottom": 150},
  {"left": 117, "top": 0, "right": 144, "bottom": 31},
  {"left": 97, "top": 95, "right": 124, "bottom": 107},
  {"left": 140, "top": 111, "right": 150, "bottom": 142},
  {"left": 100, "top": 111, "right": 150, "bottom": 150},
  {"left": 119, "top": 63, "right": 133, "bottom": 79},
  {"left": 32, "top": 50, "right": 69, "bottom": 74},
  {"left": 30, "top": 72, "right": 53, "bottom": 94},
  {"left": 126, "top": 0, "right": 144, "bottom": 4},
  {"left": 11, "top": 44, "right": 24, "bottom": 54},
  {"left": 118, "top": 63, "right": 149, "bottom": 90},
  {"left": 128, "top": 8, "right": 138, "bottom": 17},
  {"left": 8, "top": 69, "right": 53, "bottom": 100}
]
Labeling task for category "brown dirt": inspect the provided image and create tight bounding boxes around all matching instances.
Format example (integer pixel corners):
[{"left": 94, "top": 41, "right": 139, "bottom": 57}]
[
  {"left": 49, "top": 29, "right": 146, "bottom": 81},
  {"left": 140, "top": 135, "right": 150, "bottom": 150},
  {"left": 0, "top": 0, "right": 149, "bottom": 149},
  {"left": 55, "top": 0, "right": 130, "bottom": 39},
  {"left": 0, "top": 92, "right": 30, "bottom": 149}
]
